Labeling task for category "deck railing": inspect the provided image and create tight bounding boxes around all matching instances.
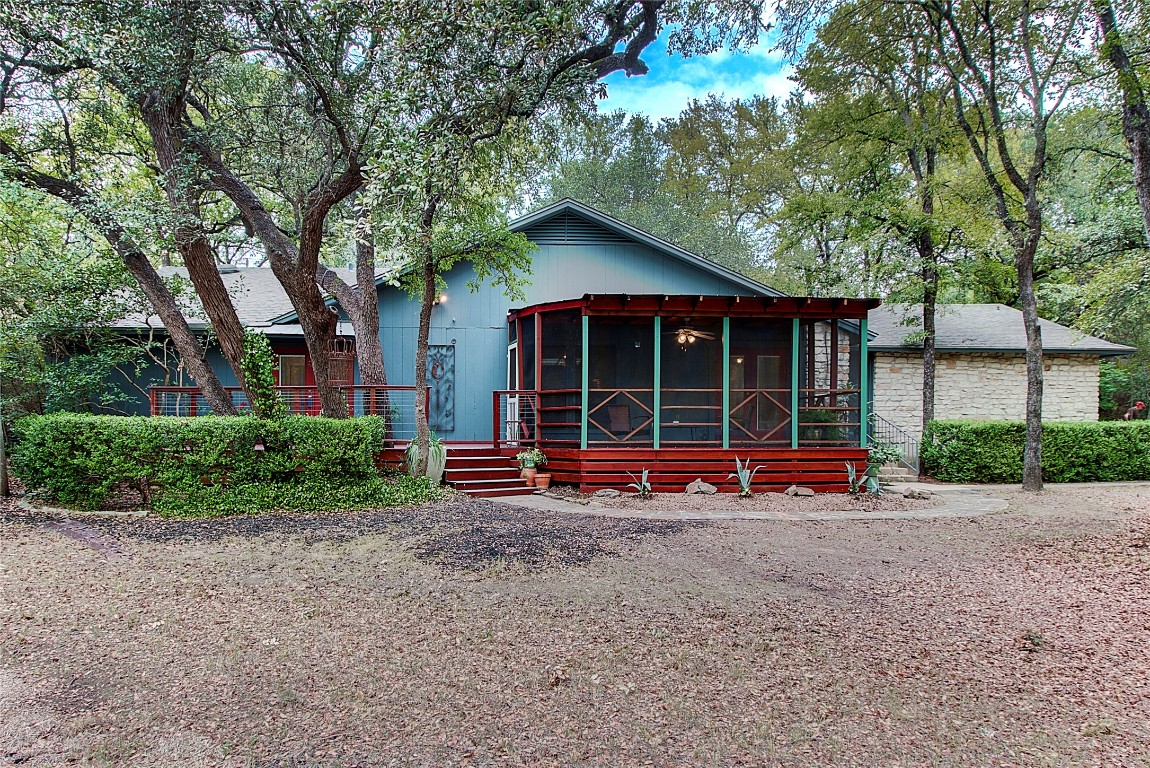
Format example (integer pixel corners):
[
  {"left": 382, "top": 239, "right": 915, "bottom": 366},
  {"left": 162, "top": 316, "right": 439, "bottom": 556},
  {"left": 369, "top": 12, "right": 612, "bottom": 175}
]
[
  {"left": 867, "top": 410, "right": 920, "bottom": 473},
  {"left": 491, "top": 386, "right": 862, "bottom": 448},
  {"left": 149, "top": 385, "right": 427, "bottom": 441}
]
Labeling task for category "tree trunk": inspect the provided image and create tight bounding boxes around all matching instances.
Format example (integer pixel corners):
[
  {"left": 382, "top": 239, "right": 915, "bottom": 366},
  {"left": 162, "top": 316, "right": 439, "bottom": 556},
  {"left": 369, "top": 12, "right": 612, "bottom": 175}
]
[
  {"left": 1094, "top": 0, "right": 1150, "bottom": 239},
  {"left": 0, "top": 147, "right": 236, "bottom": 415},
  {"left": 413, "top": 256, "right": 437, "bottom": 475},
  {"left": 920, "top": 244, "right": 938, "bottom": 433},
  {"left": 121, "top": 249, "right": 236, "bottom": 415},
  {"left": 194, "top": 149, "right": 360, "bottom": 418},
  {"left": 140, "top": 102, "right": 254, "bottom": 404},
  {"left": 316, "top": 231, "right": 389, "bottom": 426},
  {"left": 1016, "top": 225, "right": 1044, "bottom": 491},
  {"left": 275, "top": 263, "right": 349, "bottom": 418},
  {"left": 918, "top": 178, "right": 939, "bottom": 434}
]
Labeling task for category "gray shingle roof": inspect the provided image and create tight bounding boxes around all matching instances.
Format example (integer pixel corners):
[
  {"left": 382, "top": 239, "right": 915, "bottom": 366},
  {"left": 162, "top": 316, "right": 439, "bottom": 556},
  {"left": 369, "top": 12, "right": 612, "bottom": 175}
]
[
  {"left": 869, "top": 304, "right": 1135, "bottom": 356},
  {"left": 113, "top": 266, "right": 356, "bottom": 333}
]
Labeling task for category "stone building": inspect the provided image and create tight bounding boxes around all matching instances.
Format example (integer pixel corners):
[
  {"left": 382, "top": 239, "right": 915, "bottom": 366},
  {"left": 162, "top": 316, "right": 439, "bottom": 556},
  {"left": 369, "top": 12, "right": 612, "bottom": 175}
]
[{"left": 868, "top": 304, "right": 1135, "bottom": 439}]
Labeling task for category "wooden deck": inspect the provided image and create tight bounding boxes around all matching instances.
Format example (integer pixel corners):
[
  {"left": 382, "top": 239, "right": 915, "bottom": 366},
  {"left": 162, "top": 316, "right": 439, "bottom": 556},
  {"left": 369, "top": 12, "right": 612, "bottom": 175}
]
[{"left": 380, "top": 444, "right": 867, "bottom": 495}]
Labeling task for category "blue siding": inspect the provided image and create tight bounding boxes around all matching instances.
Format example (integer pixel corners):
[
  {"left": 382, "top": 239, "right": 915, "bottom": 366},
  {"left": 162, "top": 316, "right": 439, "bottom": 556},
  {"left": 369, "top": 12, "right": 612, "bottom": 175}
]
[{"left": 376, "top": 232, "right": 765, "bottom": 441}]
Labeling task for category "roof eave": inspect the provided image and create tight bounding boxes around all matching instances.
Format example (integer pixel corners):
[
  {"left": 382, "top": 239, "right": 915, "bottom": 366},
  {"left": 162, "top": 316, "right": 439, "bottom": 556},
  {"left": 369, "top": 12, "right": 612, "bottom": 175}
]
[
  {"left": 870, "top": 345, "right": 1134, "bottom": 356},
  {"left": 511, "top": 199, "right": 786, "bottom": 299}
]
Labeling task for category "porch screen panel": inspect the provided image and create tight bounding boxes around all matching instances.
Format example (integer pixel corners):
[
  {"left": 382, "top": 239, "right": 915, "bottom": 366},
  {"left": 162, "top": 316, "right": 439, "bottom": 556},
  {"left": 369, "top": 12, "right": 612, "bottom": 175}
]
[
  {"left": 587, "top": 317, "right": 654, "bottom": 446},
  {"left": 728, "top": 319, "right": 792, "bottom": 447},
  {"left": 798, "top": 319, "right": 861, "bottom": 447},
  {"left": 538, "top": 309, "right": 582, "bottom": 445},
  {"left": 660, "top": 317, "right": 723, "bottom": 446},
  {"left": 520, "top": 317, "right": 536, "bottom": 391}
]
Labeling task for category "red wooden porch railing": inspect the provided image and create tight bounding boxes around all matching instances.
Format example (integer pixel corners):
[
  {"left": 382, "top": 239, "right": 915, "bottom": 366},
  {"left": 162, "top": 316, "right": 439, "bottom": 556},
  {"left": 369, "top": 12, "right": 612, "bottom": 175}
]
[{"left": 491, "top": 386, "right": 862, "bottom": 449}]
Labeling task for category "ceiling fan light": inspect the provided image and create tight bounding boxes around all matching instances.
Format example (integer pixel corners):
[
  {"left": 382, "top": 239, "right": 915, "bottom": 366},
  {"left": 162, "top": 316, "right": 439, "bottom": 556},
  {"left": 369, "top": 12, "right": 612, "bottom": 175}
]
[
  {"left": 688, "top": 335, "right": 696, "bottom": 343},
  {"left": 677, "top": 333, "right": 688, "bottom": 344}
]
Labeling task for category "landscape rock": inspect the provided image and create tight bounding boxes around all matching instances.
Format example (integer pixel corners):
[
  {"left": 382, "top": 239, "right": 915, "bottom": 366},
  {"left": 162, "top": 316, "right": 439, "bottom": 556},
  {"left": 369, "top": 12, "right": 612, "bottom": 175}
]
[
  {"left": 593, "top": 489, "right": 621, "bottom": 498},
  {"left": 904, "top": 488, "right": 933, "bottom": 500},
  {"left": 685, "top": 479, "right": 717, "bottom": 495},
  {"left": 784, "top": 485, "right": 816, "bottom": 497}
]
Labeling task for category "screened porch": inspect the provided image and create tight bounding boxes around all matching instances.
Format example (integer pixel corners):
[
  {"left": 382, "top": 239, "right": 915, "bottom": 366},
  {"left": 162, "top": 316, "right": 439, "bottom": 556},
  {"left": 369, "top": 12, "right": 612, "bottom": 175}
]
[{"left": 494, "top": 294, "right": 878, "bottom": 451}]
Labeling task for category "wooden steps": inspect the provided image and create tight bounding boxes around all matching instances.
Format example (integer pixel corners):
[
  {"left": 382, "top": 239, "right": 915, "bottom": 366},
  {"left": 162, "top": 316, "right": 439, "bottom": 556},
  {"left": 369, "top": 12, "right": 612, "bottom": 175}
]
[
  {"left": 377, "top": 443, "right": 868, "bottom": 496},
  {"left": 443, "top": 447, "right": 536, "bottom": 498}
]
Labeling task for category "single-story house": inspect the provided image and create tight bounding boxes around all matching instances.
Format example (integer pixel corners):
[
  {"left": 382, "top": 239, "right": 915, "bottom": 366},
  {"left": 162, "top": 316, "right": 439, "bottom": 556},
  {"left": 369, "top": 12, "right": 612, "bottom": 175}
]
[
  {"left": 104, "top": 200, "right": 1135, "bottom": 492},
  {"left": 869, "top": 304, "right": 1135, "bottom": 440}
]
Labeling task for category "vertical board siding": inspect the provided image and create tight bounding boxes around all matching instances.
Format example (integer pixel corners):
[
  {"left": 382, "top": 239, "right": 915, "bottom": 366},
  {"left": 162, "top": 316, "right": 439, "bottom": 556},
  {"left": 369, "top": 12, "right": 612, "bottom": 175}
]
[{"left": 375, "top": 211, "right": 770, "bottom": 442}]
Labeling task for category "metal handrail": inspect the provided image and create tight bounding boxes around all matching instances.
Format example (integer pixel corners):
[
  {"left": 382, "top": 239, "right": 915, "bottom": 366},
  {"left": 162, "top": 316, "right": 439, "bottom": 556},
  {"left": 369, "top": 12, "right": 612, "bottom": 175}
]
[{"left": 866, "top": 409, "right": 920, "bottom": 474}]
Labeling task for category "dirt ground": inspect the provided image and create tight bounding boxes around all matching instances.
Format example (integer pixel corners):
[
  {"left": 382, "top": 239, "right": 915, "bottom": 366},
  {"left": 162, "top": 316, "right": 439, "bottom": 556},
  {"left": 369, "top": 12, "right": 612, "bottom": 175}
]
[
  {"left": 1, "top": 484, "right": 1148, "bottom": 767},
  {"left": 546, "top": 486, "right": 939, "bottom": 514}
]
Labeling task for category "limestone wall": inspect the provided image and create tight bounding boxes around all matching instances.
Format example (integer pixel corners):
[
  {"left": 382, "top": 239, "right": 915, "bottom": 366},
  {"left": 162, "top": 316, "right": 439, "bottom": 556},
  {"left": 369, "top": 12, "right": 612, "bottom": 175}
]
[{"left": 871, "top": 351, "right": 1100, "bottom": 438}]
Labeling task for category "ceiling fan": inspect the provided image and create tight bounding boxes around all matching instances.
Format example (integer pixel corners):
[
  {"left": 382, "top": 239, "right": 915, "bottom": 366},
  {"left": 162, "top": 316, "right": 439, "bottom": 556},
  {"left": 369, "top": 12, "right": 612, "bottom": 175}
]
[{"left": 668, "top": 325, "right": 716, "bottom": 345}]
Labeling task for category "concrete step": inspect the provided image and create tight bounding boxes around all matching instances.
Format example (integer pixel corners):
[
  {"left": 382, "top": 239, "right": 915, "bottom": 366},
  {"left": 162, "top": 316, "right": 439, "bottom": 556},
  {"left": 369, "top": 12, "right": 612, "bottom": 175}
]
[{"left": 467, "top": 486, "right": 541, "bottom": 498}]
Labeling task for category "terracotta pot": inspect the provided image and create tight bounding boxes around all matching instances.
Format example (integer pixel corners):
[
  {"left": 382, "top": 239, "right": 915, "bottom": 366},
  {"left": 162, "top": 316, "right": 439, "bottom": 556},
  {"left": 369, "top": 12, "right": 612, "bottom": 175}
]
[
  {"left": 522, "top": 467, "right": 538, "bottom": 486},
  {"left": 535, "top": 473, "right": 551, "bottom": 490}
]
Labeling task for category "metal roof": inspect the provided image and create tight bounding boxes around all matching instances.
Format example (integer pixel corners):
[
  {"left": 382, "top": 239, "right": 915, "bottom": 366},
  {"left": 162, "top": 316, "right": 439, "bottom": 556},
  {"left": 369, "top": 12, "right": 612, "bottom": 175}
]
[{"left": 868, "top": 304, "right": 1135, "bottom": 356}]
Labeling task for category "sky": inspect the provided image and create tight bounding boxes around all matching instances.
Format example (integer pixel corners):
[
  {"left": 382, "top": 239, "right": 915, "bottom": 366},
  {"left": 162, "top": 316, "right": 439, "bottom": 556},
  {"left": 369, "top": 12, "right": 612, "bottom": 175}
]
[{"left": 598, "top": 31, "right": 797, "bottom": 122}]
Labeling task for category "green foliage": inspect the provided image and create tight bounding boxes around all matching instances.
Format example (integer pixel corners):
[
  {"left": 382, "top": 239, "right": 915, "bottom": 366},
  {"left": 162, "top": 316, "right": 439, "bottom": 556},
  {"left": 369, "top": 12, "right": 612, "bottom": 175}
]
[
  {"left": 530, "top": 111, "right": 760, "bottom": 273},
  {"left": 728, "top": 456, "right": 763, "bottom": 497},
  {"left": 866, "top": 438, "right": 904, "bottom": 467},
  {"left": 0, "top": 183, "right": 165, "bottom": 417},
  {"left": 10, "top": 413, "right": 442, "bottom": 517},
  {"left": 240, "top": 333, "right": 286, "bottom": 420},
  {"left": 406, "top": 432, "right": 447, "bottom": 482},
  {"left": 515, "top": 448, "right": 547, "bottom": 469},
  {"left": 799, "top": 408, "right": 842, "bottom": 441},
  {"left": 626, "top": 468, "right": 652, "bottom": 498},
  {"left": 845, "top": 462, "right": 880, "bottom": 495},
  {"left": 1099, "top": 358, "right": 1150, "bottom": 418},
  {"left": 921, "top": 419, "right": 1150, "bottom": 483}
]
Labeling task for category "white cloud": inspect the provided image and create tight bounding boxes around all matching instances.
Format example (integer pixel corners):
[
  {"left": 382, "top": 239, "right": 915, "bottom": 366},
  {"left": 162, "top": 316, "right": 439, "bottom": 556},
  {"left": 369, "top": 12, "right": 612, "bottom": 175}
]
[{"left": 601, "top": 57, "right": 798, "bottom": 121}]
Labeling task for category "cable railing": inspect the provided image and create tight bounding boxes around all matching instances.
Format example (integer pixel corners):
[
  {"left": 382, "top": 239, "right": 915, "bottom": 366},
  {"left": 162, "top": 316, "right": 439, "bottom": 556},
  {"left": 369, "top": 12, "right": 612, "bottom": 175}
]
[
  {"left": 148, "top": 385, "right": 426, "bottom": 442},
  {"left": 492, "top": 390, "right": 540, "bottom": 449}
]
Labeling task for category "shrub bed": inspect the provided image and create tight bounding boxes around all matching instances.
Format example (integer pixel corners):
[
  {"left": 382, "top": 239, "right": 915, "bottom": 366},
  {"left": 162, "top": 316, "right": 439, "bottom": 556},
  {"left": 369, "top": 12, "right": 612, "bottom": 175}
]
[
  {"left": 11, "top": 413, "right": 441, "bottom": 517},
  {"left": 921, "top": 419, "right": 1150, "bottom": 483}
]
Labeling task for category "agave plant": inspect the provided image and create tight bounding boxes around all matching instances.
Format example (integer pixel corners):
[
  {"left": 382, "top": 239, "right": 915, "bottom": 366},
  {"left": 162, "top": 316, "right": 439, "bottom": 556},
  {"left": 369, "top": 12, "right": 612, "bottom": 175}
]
[
  {"left": 626, "top": 468, "right": 652, "bottom": 498},
  {"left": 728, "top": 456, "right": 762, "bottom": 497},
  {"left": 406, "top": 432, "right": 448, "bottom": 483},
  {"left": 845, "top": 462, "right": 881, "bottom": 496}
]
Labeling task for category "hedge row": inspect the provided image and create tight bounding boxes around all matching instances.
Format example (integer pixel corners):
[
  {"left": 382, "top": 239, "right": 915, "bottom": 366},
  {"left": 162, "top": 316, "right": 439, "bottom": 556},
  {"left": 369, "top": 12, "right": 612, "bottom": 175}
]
[
  {"left": 11, "top": 413, "right": 441, "bottom": 517},
  {"left": 921, "top": 419, "right": 1150, "bottom": 483}
]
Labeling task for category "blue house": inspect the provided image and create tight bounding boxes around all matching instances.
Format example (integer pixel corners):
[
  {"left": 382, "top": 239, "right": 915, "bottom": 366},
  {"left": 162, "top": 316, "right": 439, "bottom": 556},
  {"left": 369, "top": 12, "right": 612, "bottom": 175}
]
[{"left": 121, "top": 200, "right": 877, "bottom": 493}]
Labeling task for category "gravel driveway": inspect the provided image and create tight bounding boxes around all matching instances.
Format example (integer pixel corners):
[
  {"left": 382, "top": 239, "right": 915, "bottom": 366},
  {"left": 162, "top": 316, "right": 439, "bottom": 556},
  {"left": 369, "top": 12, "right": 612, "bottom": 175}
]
[{"left": 1, "top": 485, "right": 1148, "bottom": 767}]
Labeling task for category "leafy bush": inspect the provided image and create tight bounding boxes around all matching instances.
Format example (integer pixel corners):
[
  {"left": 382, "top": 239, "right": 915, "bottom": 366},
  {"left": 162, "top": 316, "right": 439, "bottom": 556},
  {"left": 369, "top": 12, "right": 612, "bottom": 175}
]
[
  {"left": 922, "top": 419, "right": 1150, "bottom": 483},
  {"left": 240, "top": 333, "right": 287, "bottom": 420},
  {"left": 11, "top": 413, "right": 442, "bottom": 517}
]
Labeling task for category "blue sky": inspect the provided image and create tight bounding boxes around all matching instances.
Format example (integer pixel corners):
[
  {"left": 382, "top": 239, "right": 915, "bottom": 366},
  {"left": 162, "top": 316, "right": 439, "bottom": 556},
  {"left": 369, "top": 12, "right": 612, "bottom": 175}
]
[{"left": 599, "top": 32, "right": 797, "bottom": 122}]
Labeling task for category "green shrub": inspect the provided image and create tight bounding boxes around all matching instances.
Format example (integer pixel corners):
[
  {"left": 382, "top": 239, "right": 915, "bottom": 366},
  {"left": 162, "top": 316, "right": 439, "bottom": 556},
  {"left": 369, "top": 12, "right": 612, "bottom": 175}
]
[
  {"left": 921, "top": 419, "right": 1150, "bottom": 483},
  {"left": 10, "top": 413, "right": 442, "bottom": 517}
]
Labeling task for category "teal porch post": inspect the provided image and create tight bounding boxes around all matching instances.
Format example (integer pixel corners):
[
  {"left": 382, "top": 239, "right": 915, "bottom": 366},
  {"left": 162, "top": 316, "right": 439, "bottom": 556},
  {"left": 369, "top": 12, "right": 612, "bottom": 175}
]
[
  {"left": 859, "top": 317, "right": 869, "bottom": 448},
  {"left": 791, "top": 318, "right": 800, "bottom": 449},
  {"left": 653, "top": 316, "right": 661, "bottom": 449},
  {"left": 722, "top": 316, "right": 730, "bottom": 449},
  {"left": 580, "top": 314, "right": 589, "bottom": 449}
]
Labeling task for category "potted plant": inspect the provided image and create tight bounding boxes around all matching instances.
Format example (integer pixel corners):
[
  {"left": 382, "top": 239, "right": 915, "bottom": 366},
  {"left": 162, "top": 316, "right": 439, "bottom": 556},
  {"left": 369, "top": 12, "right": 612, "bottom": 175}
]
[
  {"left": 799, "top": 408, "right": 842, "bottom": 442},
  {"left": 516, "top": 448, "right": 547, "bottom": 486},
  {"left": 866, "top": 439, "right": 903, "bottom": 478}
]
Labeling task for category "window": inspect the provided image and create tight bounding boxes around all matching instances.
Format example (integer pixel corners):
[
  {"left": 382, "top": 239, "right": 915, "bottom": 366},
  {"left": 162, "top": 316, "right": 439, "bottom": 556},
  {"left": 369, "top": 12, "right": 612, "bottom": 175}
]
[{"left": 279, "top": 355, "right": 307, "bottom": 386}]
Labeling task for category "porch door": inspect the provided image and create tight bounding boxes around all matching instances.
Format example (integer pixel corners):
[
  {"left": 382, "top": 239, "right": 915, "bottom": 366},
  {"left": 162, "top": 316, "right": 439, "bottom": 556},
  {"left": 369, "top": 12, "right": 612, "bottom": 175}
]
[{"left": 506, "top": 342, "right": 520, "bottom": 444}]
